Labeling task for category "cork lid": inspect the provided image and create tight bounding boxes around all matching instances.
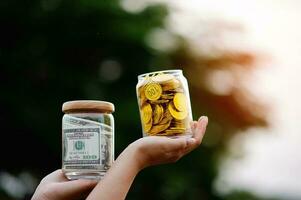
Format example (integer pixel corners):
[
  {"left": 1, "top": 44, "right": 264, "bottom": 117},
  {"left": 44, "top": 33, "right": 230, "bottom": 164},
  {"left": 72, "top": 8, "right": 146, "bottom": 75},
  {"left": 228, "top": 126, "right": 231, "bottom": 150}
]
[{"left": 62, "top": 100, "right": 115, "bottom": 113}]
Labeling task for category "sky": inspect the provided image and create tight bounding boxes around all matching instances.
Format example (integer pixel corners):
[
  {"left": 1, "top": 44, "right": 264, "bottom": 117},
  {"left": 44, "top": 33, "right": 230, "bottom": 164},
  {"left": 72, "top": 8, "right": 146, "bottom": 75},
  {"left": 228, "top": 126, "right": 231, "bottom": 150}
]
[{"left": 121, "top": 0, "right": 301, "bottom": 199}]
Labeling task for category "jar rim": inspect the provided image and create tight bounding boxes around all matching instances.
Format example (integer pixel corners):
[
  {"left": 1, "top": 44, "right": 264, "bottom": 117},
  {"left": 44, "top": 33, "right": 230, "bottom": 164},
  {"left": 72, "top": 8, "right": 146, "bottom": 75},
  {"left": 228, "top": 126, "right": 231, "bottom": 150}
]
[
  {"left": 137, "top": 69, "right": 182, "bottom": 80},
  {"left": 62, "top": 100, "right": 115, "bottom": 113}
]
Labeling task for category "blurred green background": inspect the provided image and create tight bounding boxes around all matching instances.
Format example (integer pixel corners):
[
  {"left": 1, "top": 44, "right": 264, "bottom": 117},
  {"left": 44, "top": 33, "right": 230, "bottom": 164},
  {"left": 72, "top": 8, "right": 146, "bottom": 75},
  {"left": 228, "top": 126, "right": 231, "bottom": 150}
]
[{"left": 1, "top": 0, "right": 290, "bottom": 199}]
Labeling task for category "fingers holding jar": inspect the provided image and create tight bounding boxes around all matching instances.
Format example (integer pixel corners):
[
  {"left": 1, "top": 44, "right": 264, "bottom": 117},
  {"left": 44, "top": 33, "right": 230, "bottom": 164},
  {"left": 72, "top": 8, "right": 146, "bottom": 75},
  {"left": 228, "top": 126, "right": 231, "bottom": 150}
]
[
  {"left": 129, "top": 116, "right": 208, "bottom": 169},
  {"left": 183, "top": 116, "right": 208, "bottom": 154}
]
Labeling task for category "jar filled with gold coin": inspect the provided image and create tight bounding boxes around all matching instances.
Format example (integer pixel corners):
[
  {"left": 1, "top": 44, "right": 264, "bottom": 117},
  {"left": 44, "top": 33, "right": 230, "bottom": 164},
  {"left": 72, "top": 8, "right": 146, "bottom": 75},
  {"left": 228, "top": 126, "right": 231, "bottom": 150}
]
[
  {"left": 62, "top": 100, "right": 114, "bottom": 180},
  {"left": 136, "top": 70, "right": 193, "bottom": 137}
]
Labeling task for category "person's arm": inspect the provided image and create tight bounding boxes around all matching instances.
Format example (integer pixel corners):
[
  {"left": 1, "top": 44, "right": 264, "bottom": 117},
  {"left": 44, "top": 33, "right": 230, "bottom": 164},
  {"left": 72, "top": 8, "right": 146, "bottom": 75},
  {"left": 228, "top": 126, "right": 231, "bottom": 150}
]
[
  {"left": 31, "top": 116, "right": 208, "bottom": 200},
  {"left": 86, "top": 116, "right": 208, "bottom": 200},
  {"left": 86, "top": 141, "right": 141, "bottom": 200}
]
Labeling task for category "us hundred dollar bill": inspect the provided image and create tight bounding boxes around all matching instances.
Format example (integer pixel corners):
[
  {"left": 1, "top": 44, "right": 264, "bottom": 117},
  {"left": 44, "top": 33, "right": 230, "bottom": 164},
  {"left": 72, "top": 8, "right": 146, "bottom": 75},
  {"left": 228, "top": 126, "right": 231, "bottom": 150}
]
[
  {"left": 64, "top": 115, "right": 101, "bottom": 127},
  {"left": 63, "top": 115, "right": 112, "bottom": 133}
]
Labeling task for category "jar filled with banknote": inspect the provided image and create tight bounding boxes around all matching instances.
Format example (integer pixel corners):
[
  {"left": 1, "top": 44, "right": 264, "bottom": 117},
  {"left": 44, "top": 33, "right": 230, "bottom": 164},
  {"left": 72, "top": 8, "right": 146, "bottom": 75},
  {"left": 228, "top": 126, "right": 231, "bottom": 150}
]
[
  {"left": 136, "top": 70, "right": 193, "bottom": 137},
  {"left": 62, "top": 100, "right": 114, "bottom": 180}
]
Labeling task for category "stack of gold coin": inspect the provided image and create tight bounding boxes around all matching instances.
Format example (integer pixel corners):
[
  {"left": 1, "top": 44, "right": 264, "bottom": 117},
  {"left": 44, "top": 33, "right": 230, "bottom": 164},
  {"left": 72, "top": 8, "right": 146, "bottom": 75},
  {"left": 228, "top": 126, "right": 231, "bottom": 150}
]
[{"left": 137, "top": 73, "right": 191, "bottom": 136}]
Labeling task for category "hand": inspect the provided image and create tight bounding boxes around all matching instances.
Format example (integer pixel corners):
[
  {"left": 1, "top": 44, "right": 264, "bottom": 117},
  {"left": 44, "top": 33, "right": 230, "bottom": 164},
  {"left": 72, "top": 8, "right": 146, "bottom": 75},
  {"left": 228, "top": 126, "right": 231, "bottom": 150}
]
[
  {"left": 31, "top": 169, "right": 97, "bottom": 200},
  {"left": 129, "top": 116, "right": 208, "bottom": 169}
]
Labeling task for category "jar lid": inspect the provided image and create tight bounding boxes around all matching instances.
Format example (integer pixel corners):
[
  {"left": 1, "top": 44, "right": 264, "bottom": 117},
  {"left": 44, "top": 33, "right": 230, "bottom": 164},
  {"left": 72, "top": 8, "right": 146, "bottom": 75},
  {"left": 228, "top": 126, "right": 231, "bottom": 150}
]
[{"left": 62, "top": 100, "right": 115, "bottom": 113}]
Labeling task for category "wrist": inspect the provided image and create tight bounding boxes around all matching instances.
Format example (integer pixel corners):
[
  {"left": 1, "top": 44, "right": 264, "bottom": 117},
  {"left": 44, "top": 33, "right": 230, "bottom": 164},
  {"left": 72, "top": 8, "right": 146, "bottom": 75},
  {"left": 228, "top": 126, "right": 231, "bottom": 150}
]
[{"left": 126, "top": 141, "right": 147, "bottom": 171}]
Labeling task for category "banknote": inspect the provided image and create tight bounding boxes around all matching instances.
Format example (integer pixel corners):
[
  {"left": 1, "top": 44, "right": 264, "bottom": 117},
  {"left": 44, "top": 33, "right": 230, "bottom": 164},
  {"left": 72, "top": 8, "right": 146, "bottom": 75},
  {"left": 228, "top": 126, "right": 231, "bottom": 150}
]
[
  {"left": 63, "top": 115, "right": 112, "bottom": 133},
  {"left": 63, "top": 115, "right": 113, "bottom": 168}
]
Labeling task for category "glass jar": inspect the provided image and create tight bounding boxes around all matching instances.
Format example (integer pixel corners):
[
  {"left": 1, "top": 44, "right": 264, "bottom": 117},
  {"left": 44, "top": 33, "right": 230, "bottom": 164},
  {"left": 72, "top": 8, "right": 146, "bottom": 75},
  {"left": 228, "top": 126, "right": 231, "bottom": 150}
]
[
  {"left": 136, "top": 70, "right": 193, "bottom": 137},
  {"left": 62, "top": 100, "right": 114, "bottom": 180}
]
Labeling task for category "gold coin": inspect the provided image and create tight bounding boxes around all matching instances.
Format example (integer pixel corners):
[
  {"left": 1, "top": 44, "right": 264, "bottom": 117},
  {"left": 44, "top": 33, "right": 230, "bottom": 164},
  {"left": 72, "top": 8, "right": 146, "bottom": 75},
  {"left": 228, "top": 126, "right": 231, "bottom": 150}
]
[
  {"left": 151, "top": 73, "right": 180, "bottom": 91},
  {"left": 159, "top": 109, "right": 173, "bottom": 124},
  {"left": 164, "top": 129, "right": 185, "bottom": 135},
  {"left": 165, "top": 128, "right": 185, "bottom": 133},
  {"left": 143, "top": 118, "right": 152, "bottom": 133},
  {"left": 171, "top": 120, "right": 185, "bottom": 128},
  {"left": 173, "top": 93, "right": 187, "bottom": 112},
  {"left": 144, "top": 83, "right": 162, "bottom": 101},
  {"left": 168, "top": 102, "right": 188, "bottom": 120},
  {"left": 172, "top": 125, "right": 185, "bottom": 129},
  {"left": 162, "top": 79, "right": 181, "bottom": 91},
  {"left": 170, "top": 127, "right": 186, "bottom": 130},
  {"left": 141, "top": 103, "right": 152, "bottom": 123},
  {"left": 149, "top": 120, "right": 171, "bottom": 135},
  {"left": 138, "top": 86, "right": 147, "bottom": 106},
  {"left": 150, "top": 99, "right": 170, "bottom": 104},
  {"left": 161, "top": 94, "right": 174, "bottom": 100},
  {"left": 153, "top": 104, "right": 163, "bottom": 124},
  {"left": 159, "top": 129, "right": 185, "bottom": 136}
]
